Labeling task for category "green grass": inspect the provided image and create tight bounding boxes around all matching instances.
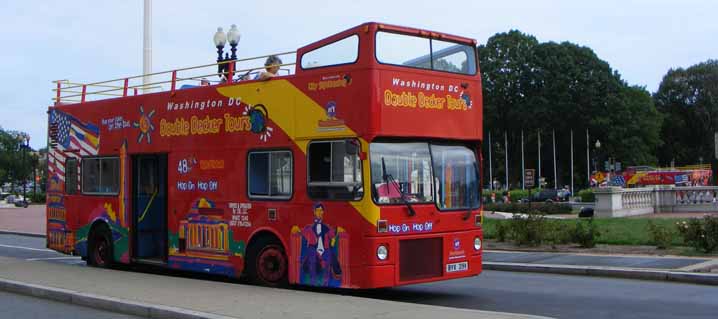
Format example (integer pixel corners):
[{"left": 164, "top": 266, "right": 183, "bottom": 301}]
[{"left": 483, "top": 217, "right": 689, "bottom": 246}]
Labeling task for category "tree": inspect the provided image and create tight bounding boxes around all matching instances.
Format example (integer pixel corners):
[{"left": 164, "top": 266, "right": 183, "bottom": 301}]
[
  {"left": 0, "top": 127, "right": 35, "bottom": 193},
  {"left": 479, "top": 31, "right": 663, "bottom": 188},
  {"left": 478, "top": 30, "right": 539, "bottom": 187},
  {"left": 654, "top": 60, "right": 718, "bottom": 166}
]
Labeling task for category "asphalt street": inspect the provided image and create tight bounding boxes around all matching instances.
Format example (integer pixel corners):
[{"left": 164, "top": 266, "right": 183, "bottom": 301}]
[{"left": 1, "top": 233, "right": 717, "bottom": 319}]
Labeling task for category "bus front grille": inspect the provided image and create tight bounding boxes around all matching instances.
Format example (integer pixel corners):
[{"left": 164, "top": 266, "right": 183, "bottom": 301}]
[{"left": 399, "top": 238, "right": 442, "bottom": 281}]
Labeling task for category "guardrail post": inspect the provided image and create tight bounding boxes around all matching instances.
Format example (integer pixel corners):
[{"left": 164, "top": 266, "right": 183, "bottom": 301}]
[
  {"left": 81, "top": 85, "right": 87, "bottom": 103},
  {"left": 227, "top": 62, "right": 234, "bottom": 84},
  {"left": 56, "top": 81, "right": 62, "bottom": 104},
  {"left": 171, "top": 70, "right": 177, "bottom": 93},
  {"left": 123, "top": 79, "right": 129, "bottom": 97}
]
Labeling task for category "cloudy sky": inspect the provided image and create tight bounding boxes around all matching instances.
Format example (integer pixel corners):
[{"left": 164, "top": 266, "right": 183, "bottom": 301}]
[{"left": 0, "top": 0, "right": 715, "bottom": 149}]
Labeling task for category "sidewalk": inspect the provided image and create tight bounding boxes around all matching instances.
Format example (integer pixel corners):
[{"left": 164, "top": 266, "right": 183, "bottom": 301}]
[
  {"left": 0, "top": 205, "right": 45, "bottom": 236},
  {"left": 0, "top": 256, "right": 549, "bottom": 319},
  {"left": 484, "top": 250, "right": 718, "bottom": 285}
]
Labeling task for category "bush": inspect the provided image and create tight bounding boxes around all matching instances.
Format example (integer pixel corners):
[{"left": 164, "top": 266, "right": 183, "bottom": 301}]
[
  {"left": 495, "top": 220, "right": 510, "bottom": 242},
  {"left": 572, "top": 219, "right": 600, "bottom": 248},
  {"left": 484, "top": 202, "right": 572, "bottom": 215},
  {"left": 676, "top": 216, "right": 718, "bottom": 253},
  {"left": 508, "top": 189, "right": 530, "bottom": 202},
  {"left": 29, "top": 192, "right": 46, "bottom": 204},
  {"left": 578, "top": 189, "right": 595, "bottom": 202},
  {"left": 509, "top": 212, "right": 546, "bottom": 246},
  {"left": 544, "top": 220, "right": 575, "bottom": 248},
  {"left": 647, "top": 221, "right": 673, "bottom": 249}
]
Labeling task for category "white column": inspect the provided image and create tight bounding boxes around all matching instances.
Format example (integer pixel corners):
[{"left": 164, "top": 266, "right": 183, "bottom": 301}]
[{"left": 143, "top": 0, "right": 153, "bottom": 91}]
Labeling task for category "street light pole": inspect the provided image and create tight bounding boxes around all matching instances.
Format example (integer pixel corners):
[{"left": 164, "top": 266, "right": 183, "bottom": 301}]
[
  {"left": 18, "top": 133, "right": 29, "bottom": 205},
  {"left": 213, "top": 25, "right": 241, "bottom": 82}
]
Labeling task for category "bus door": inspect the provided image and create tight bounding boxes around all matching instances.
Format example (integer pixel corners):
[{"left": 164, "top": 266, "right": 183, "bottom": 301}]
[{"left": 132, "top": 154, "right": 168, "bottom": 263}]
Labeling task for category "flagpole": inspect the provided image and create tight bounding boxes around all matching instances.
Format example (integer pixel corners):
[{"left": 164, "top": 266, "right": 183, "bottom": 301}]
[
  {"left": 488, "top": 131, "right": 493, "bottom": 190},
  {"left": 538, "top": 129, "right": 541, "bottom": 189},
  {"left": 586, "top": 129, "right": 590, "bottom": 186},
  {"left": 521, "top": 130, "right": 525, "bottom": 190},
  {"left": 505, "top": 131, "right": 509, "bottom": 190},
  {"left": 553, "top": 130, "right": 557, "bottom": 189},
  {"left": 571, "top": 129, "right": 574, "bottom": 196}
]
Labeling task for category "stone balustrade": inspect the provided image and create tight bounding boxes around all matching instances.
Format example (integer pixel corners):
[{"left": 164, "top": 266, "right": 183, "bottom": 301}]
[{"left": 594, "top": 186, "right": 718, "bottom": 217}]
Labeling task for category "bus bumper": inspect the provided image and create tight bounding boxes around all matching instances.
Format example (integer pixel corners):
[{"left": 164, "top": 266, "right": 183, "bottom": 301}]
[{"left": 358, "top": 229, "right": 483, "bottom": 289}]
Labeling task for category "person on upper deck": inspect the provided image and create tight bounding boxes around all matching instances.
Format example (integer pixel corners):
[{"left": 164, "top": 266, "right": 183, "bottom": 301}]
[{"left": 254, "top": 55, "right": 282, "bottom": 80}]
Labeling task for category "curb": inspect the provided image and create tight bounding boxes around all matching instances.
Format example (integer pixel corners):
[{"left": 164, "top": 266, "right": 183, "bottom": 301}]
[
  {"left": 0, "top": 230, "right": 45, "bottom": 238},
  {"left": 0, "top": 278, "right": 234, "bottom": 319},
  {"left": 484, "top": 262, "right": 718, "bottom": 286}
]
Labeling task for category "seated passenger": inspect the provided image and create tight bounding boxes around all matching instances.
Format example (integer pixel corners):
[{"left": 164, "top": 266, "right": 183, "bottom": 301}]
[{"left": 254, "top": 55, "right": 282, "bottom": 80}]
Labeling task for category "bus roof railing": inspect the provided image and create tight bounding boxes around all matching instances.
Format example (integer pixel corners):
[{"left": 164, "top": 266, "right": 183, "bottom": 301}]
[{"left": 52, "top": 51, "right": 296, "bottom": 105}]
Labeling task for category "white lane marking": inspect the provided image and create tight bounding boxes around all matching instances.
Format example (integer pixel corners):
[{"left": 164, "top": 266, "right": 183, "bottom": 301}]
[
  {"left": 0, "top": 244, "right": 54, "bottom": 252},
  {"left": 26, "top": 257, "right": 79, "bottom": 261}
]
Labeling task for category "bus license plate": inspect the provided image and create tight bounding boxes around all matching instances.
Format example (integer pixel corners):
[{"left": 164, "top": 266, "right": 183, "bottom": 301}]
[{"left": 446, "top": 261, "right": 468, "bottom": 273}]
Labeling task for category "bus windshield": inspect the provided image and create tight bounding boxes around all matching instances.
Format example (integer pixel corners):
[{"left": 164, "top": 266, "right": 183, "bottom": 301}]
[
  {"left": 375, "top": 31, "right": 477, "bottom": 75},
  {"left": 370, "top": 142, "right": 479, "bottom": 210}
]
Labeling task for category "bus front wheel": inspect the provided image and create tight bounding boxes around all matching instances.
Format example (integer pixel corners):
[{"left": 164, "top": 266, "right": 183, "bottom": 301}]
[
  {"left": 87, "top": 224, "right": 113, "bottom": 268},
  {"left": 246, "top": 236, "right": 288, "bottom": 287}
]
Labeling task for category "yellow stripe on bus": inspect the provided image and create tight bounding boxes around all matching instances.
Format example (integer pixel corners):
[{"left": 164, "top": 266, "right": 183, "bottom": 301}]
[{"left": 217, "top": 80, "right": 380, "bottom": 225}]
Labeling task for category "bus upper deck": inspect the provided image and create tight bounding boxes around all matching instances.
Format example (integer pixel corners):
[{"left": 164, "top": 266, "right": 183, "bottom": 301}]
[{"left": 52, "top": 22, "right": 482, "bottom": 143}]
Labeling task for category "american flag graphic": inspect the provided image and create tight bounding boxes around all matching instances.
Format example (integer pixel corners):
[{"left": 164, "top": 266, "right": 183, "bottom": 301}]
[
  {"left": 610, "top": 175, "right": 626, "bottom": 187},
  {"left": 48, "top": 109, "right": 100, "bottom": 183}
]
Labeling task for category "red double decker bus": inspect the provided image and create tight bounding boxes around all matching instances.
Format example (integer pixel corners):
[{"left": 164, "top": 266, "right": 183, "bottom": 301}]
[{"left": 46, "top": 22, "right": 483, "bottom": 289}]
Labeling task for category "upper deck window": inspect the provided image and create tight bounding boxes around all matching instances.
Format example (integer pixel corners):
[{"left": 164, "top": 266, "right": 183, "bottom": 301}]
[
  {"left": 301, "top": 35, "right": 359, "bottom": 69},
  {"left": 375, "top": 31, "right": 477, "bottom": 75}
]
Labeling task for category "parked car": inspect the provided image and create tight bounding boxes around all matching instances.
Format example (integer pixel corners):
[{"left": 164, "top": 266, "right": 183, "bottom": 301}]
[
  {"left": 14, "top": 199, "right": 29, "bottom": 208},
  {"left": 530, "top": 189, "right": 569, "bottom": 202}
]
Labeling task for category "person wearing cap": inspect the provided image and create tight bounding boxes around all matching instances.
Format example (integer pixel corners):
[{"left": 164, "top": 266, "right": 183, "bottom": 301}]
[{"left": 254, "top": 55, "right": 282, "bottom": 80}]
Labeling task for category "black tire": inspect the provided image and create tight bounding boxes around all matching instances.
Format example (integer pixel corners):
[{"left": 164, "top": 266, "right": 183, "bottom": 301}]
[
  {"left": 87, "top": 224, "right": 114, "bottom": 268},
  {"left": 245, "top": 236, "right": 288, "bottom": 287}
]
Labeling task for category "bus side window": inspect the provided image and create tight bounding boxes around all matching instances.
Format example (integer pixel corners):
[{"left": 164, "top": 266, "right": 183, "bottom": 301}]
[
  {"left": 307, "top": 140, "right": 363, "bottom": 201},
  {"left": 81, "top": 157, "right": 119, "bottom": 195},
  {"left": 65, "top": 158, "right": 78, "bottom": 194},
  {"left": 248, "top": 150, "right": 292, "bottom": 200}
]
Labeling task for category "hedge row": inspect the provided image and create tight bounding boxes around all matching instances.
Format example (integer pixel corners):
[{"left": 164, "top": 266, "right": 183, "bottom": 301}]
[{"left": 483, "top": 202, "right": 573, "bottom": 215}]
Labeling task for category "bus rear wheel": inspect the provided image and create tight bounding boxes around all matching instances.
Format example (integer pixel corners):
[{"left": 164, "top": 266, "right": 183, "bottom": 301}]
[
  {"left": 87, "top": 224, "right": 113, "bottom": 268},
  {"left": 247, "top": 236, "right": 288, "bottom": 287}
]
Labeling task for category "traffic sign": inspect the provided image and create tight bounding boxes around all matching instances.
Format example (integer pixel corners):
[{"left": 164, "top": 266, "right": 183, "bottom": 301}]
[{"left": 524, "top": 169, "right": 535, "bottom": 188}]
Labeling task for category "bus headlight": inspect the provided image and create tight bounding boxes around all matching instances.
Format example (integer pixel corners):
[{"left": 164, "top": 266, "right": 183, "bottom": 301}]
[
  {"left": 474, "top": 237, "right": 482, "bottom": 251},
  {"left": 377, "top": 245, "right": 388, "bottom": 260}
]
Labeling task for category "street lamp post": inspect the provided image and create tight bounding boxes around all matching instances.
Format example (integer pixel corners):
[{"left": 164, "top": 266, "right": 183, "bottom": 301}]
[
  {"left": 17, "top": 133, "right": 30, "bottom": 206},
  {"left": 213, "top": 25, "right": 241, "bottom": 81},
  {"left": 32, "top": 152, "right": 38, "bottom": 198}
]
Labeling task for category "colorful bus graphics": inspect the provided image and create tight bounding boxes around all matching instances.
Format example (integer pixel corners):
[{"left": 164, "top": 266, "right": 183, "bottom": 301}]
[{"left": 47, "top": 22, "right": 484, "bottom": 289}]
